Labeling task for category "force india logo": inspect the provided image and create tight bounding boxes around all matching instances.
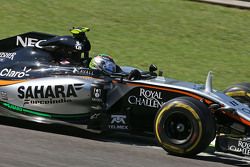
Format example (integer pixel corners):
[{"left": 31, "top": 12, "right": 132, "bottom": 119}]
[
  {"left": 128, "top": 88, "right": 164, "bottom": 108},
  {"left": 17, "top": 84, "right": 84, "bottom": 105}
]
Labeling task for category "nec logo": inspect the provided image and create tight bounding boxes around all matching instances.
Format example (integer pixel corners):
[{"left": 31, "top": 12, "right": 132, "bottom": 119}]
[{"left": 16, "top": 36, "right": 45, "bottom": 47}]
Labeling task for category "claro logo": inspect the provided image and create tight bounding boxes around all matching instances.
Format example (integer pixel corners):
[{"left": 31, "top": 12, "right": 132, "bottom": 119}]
[
  {"left": 0, "top": 67, "right": 31, "bottom": 78},
  {"left": 16, "top": 36, "right": 46, "bottom": 47}
]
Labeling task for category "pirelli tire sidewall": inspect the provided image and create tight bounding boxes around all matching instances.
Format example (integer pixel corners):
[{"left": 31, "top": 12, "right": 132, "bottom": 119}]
[{"left": 154, "top": 96, "right": 215, "bottom": 156}]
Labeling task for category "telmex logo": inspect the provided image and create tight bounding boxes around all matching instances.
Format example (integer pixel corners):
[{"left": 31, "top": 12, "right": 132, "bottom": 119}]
[
  {"left": 111, "top": 115, "right": 126, "bottom": 124},
  {"left": 109, "top": 115, "right": 128, "bottom": 130},
  {"left": 16, "top": 36, "right": 46, "bottom": 47}
]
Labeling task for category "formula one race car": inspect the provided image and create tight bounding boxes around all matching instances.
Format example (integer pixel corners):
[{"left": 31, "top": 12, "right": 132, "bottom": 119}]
[
  {"left": 0, "top": 27, "right": 250, "bottom": 157},
  {"left": 214, "top": 83, "right": 250, "bottom": 156}
]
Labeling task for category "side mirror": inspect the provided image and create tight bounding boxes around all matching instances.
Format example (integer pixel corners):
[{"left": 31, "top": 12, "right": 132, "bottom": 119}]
[
  {"left": 158, "top": 70, "right": 163, "bottom": 76},
  {"left": 149, "top": 64, "right": 157, "bottom": 73}
]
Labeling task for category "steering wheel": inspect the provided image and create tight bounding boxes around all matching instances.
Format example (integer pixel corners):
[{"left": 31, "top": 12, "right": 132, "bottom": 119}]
[{"left": 128, "top": 69, "right": 141, "bottom": 80}]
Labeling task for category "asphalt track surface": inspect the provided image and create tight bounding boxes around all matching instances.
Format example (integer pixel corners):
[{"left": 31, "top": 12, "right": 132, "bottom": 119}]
[{"left": 0, "top": 116, "right": 249, "bottom": 167}]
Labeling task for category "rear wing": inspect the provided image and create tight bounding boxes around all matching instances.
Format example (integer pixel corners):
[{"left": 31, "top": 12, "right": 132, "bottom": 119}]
[{"left": 0, "top": 32, "right": 56, "bottom": 52}]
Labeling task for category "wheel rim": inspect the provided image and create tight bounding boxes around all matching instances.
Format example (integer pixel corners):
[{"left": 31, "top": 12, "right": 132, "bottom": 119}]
[{"left": 164, "top": 112, "right": 193, "bottom": 145}]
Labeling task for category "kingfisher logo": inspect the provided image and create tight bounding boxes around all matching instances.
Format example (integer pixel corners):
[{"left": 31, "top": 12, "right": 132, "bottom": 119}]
[{"left": 17, "top": 84, "right": 84, "bottom": 105}]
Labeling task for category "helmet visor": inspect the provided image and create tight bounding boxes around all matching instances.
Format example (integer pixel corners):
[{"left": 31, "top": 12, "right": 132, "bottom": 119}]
[{"left": 103, "top": 61, "right": 116, "bottom": 73}]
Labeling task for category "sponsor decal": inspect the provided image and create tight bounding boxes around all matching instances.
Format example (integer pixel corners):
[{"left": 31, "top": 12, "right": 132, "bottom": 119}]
[
  {"left": 35, "top": 40, "right": 47, "bottom": 48},
  {"left": 0, "top": 67, "right": 31, "bottom": 78},
  {"left": 75, "top": 41, "right": 82, "bottom": 50},
  {"left": 128, "top": 88, "right": 164, "bottom": 108},
  {"left": 1, "top": 102, "right": 86, "bottom": 118},
  {"left": 228, "top": 100, "right": 250, "bottom": 114},
  {"left": 229, "top": 100, "right": 239, "bottom": 106},
  {"left": 80, "top": 69, "right": 94, "bottom": 76},
  {"left": 237, "top": 138, "right": 250, "bottom": 155},
  {"left": 241, "top": 107, "right": 250, "bottom": 114},
  {"left": 17, "top": 83, "right": 84, "bottom": 105},
  {"left": 16, "top": 36, "right": 46, "bottom": 47},
  {"left": 3, "top": 103, "right": 23, "bottom": 112},
  {"left": 0, "top": 52, "right": 16, "bottom": 61},
  {"left": 1, "top": 91, "right": 8, "bottom": 100},
  {"left": 90, "top": 113, "right": 101, "bottom": 120},
  {"left": 228, "top": 145, "right": 242, "bottom": 153},
  {"left": 227, "top": 138, "right": 250, "bottom": 156},
  {"left": 94, "top": 88, "right": 101, "bottom": 98},
  {"left": 108, "top": 115, "right": 128, "bottom": 130},
  {"left": 23, "top": 98, "right": 71, "bottom": 105},
  {"left": 73, "top": 68, "right": 78, "bottom": 73},
  {"left": 111, "top": 115, "right": 126, "bottom": 124},
  {"left": 73, "top": 68, "right": 94, "bottom": 76},
  {"left": 92, "top": 88, "right": 103, "bottom": 102}
]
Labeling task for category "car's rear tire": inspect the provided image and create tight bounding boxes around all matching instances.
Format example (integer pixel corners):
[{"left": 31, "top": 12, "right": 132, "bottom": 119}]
[
  {"left": 154, "top": 97, "right": 215, "bottom": 157},
  {"left": 224, "top": 82, "right": 250, "bottom": 107}
]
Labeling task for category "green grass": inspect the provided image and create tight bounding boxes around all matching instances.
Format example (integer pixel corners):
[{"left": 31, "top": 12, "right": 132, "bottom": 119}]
[{"left": 1, "top": 0, "right": 250, "bottom": 89}]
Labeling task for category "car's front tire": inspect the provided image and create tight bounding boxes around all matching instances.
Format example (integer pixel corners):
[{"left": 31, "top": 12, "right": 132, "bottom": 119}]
[{"left": 154, "top": 97, "right": 215, "bottom": 156}]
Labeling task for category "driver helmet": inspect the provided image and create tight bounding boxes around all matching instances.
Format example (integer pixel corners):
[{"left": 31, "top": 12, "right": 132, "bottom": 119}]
[
  {"left": 89, "top": 54, "right": 116, "bottom": 73},
  {"left": 70, "top": 27, "right": 90, "bottom": 38}
]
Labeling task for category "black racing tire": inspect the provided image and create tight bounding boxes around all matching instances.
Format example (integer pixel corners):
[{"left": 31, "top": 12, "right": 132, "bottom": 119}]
[
  {"left": 224, "top": 82, "right": 250, "bottom": 107},
  {"left": 154, "top": 96, "right": 215, "bottom": 157}
]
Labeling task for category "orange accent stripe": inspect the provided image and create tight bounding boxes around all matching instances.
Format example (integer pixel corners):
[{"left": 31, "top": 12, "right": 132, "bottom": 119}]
[
  {"left": 127, "top": 83, "right": 213, "bottom": 104},
  {"left": 0, "top": 80, "right": 26, "bottom": 86},
  {"left": 224, "top": 112, "right": 250, "bottom": 126},
  {"left": 204, "top": 99, "right": 213, "bottom": 105}
]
